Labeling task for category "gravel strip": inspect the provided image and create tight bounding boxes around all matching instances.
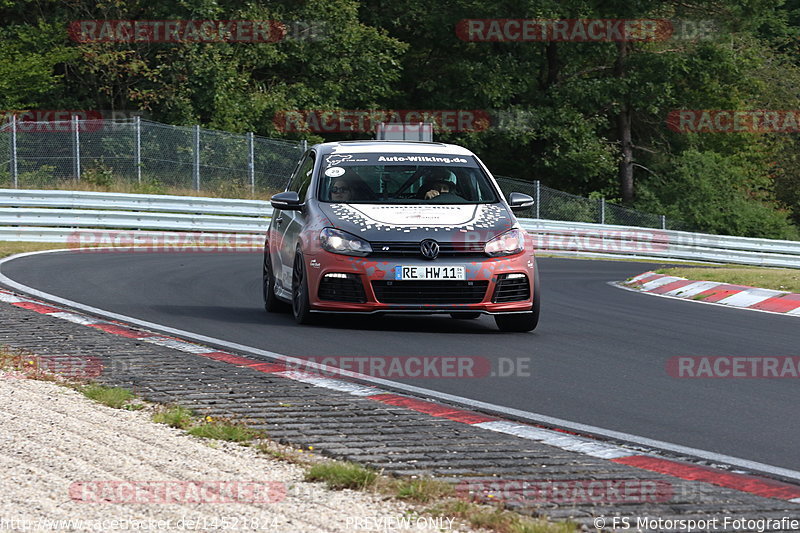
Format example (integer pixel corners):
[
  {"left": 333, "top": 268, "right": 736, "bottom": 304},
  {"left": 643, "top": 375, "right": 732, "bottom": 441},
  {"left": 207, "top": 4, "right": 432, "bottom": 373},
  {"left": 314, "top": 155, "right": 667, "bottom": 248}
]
[{"left": 0, "top": 375, "right": 471, "bottom": 532}]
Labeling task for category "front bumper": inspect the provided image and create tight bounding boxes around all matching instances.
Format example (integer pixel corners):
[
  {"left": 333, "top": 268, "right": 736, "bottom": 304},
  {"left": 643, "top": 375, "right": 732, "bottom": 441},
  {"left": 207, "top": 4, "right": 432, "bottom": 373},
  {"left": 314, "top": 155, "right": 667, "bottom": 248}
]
[{"left": 304, "top": 251, "right": 537, "bottom": 314}]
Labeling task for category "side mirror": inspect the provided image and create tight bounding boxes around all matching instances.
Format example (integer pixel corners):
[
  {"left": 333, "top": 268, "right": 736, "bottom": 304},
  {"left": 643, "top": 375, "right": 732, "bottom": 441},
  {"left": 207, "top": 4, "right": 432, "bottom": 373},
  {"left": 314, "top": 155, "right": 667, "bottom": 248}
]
[
  {"left": 271, "top": 191, "right": 303, "bottom": 211},
  {"left": 508, "top": 192, "right": 534, "bottom": 211}
]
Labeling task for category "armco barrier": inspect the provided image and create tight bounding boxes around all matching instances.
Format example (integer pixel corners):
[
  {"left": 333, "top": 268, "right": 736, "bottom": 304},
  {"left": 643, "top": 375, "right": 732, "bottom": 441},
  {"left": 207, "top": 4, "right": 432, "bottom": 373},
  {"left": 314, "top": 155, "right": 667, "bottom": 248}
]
[
  {"left": 1, "top": 189, "right": 798, "bottom": 268},
  {"left": 0, "top": 189, "right": 272, "bottom": 216},
  {"left": 519, "top": 219, "right": 800, "bottom": 268}
]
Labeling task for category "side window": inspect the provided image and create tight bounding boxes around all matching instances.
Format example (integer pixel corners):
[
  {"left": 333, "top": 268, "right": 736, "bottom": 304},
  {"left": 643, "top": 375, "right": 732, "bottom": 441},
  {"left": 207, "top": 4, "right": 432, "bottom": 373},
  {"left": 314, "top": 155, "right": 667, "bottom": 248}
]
[{"left": 287, "top": 154, "right": 315, "bottom": 201}]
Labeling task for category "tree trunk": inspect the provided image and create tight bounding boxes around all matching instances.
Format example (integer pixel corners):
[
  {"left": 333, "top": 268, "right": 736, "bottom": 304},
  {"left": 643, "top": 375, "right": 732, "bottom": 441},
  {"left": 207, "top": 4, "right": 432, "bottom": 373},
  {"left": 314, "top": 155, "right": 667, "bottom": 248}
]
[
  {"left": 543, "top": 42, "right": 559, "bottom": 89},
  {"left": 615, "top": 42, "right": 634, "bottom": 203},
  {"left": 618, "top": 108, "right": 634, "bottom": 203}
]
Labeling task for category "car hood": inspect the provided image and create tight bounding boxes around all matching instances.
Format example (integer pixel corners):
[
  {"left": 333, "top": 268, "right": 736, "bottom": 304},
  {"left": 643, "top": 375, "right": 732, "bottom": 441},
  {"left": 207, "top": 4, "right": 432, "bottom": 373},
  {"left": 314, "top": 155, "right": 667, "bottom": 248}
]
[{"left": 317, "top": 203, "right": 515, "bottom": 242}]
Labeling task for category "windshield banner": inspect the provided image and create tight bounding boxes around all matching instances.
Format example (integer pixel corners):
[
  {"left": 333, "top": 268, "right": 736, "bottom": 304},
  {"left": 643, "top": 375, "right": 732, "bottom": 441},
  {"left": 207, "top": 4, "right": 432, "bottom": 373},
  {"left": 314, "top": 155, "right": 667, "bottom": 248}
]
[{"left": 323, "top": 153, "right": 477, "bottom": 168}]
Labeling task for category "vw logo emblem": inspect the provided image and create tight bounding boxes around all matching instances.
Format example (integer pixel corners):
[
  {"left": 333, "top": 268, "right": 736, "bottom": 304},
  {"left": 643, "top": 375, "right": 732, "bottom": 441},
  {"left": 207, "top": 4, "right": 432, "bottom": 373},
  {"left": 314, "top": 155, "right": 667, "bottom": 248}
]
[{"left": 420, "top": 239, "right": 440, "bottom": 260}]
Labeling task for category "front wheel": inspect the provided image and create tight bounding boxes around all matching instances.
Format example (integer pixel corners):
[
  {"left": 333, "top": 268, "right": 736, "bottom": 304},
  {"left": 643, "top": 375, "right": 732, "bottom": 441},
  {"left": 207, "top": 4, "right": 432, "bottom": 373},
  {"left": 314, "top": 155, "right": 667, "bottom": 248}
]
[
  {"left": 494, "top": 264, "right": 540, "bottom": 332},
  {"left": 291, "top": 249, "right": 315, "bottom": 324}
]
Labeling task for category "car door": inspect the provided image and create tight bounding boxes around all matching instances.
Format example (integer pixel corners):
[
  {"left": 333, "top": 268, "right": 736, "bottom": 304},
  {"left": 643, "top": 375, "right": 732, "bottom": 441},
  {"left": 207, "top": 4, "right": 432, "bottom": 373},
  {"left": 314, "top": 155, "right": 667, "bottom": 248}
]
[{"left": 274, "top": 152, "right": 315, "bottom": 292}]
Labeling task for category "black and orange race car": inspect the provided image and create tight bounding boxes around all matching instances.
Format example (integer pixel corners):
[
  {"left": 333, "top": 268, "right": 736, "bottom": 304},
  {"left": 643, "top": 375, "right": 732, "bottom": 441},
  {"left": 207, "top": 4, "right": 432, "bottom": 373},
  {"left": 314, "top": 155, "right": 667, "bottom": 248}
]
[{"left": 263, "top": 140, "right": 540, "bottom": 331}]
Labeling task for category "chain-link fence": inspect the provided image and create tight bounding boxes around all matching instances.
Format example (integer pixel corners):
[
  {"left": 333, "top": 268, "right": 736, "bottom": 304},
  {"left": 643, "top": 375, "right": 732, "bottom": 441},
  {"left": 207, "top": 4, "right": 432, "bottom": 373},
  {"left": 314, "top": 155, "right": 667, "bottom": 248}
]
[
  {"left": 494, "top": 175, "right": 693, "bottom": 231},
  {"left": 0, "top": 117, "right": 304, "bottom": 197},
  {"left": 0, "top": 115, "right": 689, "bottom": 229}
]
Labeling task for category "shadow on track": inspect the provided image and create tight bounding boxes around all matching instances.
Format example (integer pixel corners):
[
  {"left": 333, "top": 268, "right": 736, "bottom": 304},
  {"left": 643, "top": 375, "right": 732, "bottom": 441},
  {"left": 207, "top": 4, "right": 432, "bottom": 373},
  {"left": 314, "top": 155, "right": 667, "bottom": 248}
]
[{"left": 153, "top": 302, "right": 521, "bottom": 335}]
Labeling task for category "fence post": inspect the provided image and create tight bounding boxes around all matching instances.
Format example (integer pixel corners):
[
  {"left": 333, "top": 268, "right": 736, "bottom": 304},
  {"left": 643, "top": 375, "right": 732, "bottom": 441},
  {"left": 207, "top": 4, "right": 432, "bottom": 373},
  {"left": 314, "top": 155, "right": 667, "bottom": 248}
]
[
  {"left": 193, "top": 125, "right": 200, "bottom": 191},
  {"left": 534, "top": 180, "right": 540, "bottom": 219},
  {"left": 247, "top": 132, "right": 255, "bottom": 195},
  {"left": 72, "top": 115, "right": 81, "bottom": 180},
  {"left": 134, "top": 116, "right": 142, "bottom": 184},
  {"left": 300, "top": 139, "right": 308, "bottom": 153},
  {"left": 660, "top": 215, "right": 666, "bottom": 230},
  {"left": 599, "top": 197, "right": 605, "bottom": 224},
  {"left": 10, "top": 114, "right": 18, "bottom": 188}
]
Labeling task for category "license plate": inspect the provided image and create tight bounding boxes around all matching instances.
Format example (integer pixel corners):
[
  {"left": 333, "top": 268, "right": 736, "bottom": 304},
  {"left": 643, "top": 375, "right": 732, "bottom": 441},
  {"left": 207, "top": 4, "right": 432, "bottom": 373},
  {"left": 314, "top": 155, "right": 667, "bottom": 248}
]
[{"left": 395, "top": 265, "right": 466, "bottom": 280}]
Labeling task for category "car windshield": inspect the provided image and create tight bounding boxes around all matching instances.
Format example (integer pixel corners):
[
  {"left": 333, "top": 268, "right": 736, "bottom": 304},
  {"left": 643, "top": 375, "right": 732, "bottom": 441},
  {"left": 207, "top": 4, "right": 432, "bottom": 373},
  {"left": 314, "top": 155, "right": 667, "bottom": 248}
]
[{"left": 318, "top": 154, "right": 499, "bottom": 204}]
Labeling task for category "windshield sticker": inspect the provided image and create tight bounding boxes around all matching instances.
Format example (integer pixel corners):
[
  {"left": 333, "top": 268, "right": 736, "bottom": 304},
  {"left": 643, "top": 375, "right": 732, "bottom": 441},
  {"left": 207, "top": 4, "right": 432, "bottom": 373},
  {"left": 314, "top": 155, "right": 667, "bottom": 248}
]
[
  {"left": 328, "top": 203, "right": 509, "bottom": 233},
  {"left": 325, "top": 166, "right": 345, "bottom": 177},
  {"left": 325, "top": 154, "right": 369, "bottom": 168},
  {"left": 377, "top": 155, "right": 468, "bottom": 164},
  {"left": 324, "top": 153, "right": 478, "bottom": 168}
]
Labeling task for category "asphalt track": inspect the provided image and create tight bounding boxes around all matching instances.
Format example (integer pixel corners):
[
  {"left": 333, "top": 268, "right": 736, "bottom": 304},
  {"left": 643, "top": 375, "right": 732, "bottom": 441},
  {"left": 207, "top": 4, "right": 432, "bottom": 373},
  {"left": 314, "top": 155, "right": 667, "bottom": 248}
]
[{"left": 2, "top": 251, "right": 799, "bottom": 472}]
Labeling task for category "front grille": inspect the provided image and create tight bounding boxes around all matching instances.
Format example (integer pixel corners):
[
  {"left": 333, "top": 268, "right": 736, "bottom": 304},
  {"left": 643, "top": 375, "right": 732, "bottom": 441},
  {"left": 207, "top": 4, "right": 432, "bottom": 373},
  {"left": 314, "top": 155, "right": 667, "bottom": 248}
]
[
  {"left": 371, "top": 280, "right": 489, "bottom": 304},
  {"left": 318, "top": 275, "right": 366, "bottom": 303},
  {"left": 492, "top": 275, "right": 530, "bottom": 303},
  {"left": 369, "top": 241, "right": 486, "bottom": 257}
]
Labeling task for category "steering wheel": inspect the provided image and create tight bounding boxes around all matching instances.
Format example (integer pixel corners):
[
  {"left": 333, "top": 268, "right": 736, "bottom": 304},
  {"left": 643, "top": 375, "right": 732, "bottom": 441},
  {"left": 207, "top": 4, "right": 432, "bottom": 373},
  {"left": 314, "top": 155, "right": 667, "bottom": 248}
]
[{"left": 428, "top": 191, "right": 460, "bottom": 202}]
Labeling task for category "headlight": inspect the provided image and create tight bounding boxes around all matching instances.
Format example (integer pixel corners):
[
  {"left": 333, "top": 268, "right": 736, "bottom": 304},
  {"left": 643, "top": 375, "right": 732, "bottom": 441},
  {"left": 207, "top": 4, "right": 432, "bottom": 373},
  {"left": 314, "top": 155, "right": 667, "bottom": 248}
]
[
  {"left": 320, "top": 228, "right": 372, "bottom": 256},
  {"left": 485, "top": 228, "right": 525, "bottom": 256}
]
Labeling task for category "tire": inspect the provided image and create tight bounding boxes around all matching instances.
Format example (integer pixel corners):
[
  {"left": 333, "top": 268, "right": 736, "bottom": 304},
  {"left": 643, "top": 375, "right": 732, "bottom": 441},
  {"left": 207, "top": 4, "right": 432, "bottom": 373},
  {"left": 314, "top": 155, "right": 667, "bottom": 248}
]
[
  {"left": 263, "top": 249, "right": 288, "bottom": 313},
  {"left": 450, "top": 312, "right": 482, "bottom": 320},
  {"left": 291, "top": 249, "right": 315, "bottom": 324},
  {"left": 494, "top": 264, "right": 540, "bottom": 332}
]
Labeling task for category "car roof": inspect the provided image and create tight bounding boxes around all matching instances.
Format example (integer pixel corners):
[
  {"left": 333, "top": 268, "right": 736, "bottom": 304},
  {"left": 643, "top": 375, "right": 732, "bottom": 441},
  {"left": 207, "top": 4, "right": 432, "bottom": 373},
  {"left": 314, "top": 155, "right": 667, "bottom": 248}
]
[{"left": 313, "top": 140, "right": 476, "bottom": 157}]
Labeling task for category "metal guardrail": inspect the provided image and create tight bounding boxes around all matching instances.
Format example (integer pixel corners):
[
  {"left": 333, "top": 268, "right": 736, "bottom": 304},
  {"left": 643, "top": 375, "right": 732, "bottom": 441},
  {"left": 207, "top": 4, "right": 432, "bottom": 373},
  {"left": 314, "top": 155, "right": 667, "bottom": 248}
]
[
  {"left": 0, "top": 189, "right": 272, "bottom": 216},
  {"left": 0, "top": 189, "right": 798, "bottom": 268},
  {"left": 0, "top": 207, "right": 267, "bottom": 233},
  {"left": 520, "top": 219, "right": 800, "bottom": 268}
]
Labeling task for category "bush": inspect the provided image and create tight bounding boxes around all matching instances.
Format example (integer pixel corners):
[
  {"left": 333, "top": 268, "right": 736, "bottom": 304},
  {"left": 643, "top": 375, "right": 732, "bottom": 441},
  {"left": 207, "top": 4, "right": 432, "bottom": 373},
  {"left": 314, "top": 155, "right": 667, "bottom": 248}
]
[{"left": 637, "top": 149, "right": 799, "bottom": 239}]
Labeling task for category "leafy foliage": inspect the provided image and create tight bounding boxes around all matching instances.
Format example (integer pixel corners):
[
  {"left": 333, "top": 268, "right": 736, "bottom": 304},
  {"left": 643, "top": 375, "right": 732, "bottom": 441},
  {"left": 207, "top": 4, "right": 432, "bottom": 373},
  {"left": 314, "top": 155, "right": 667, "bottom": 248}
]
[{"left": 0, "top": 0, "right": 799, "bottom": 237}]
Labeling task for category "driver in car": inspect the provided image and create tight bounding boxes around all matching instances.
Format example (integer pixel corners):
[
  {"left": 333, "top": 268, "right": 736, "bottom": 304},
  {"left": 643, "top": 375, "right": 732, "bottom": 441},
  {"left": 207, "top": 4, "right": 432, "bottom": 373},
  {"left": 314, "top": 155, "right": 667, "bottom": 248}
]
[{"left": 419, "top": 168, "right": 459, "bottom": 200}]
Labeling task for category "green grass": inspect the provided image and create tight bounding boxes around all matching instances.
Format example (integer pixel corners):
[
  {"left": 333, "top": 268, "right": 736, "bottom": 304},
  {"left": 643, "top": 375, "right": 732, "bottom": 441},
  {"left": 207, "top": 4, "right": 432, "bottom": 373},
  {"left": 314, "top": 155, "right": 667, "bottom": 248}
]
[
  {"left": 305, "top": 461, "right": 378, "bottom": 490},
  {"left": 187, "top": 421, "right": 262, "bottom": 442},
  {"left": 300, "top": 456, "right": 582, "bottom": 533},
  {"left": 654, "top": 266, "right": 800, "bottom": 292},
  {"left": 427, "top": 500, "right": 577, "bottom": 533},
  {"left": 152, "top": 405, "right": 194, "bottom": 429},
  {"left": 256, "top": 442, "right": 315, "bottom": 464},
  {"left": 0, "top": 242, "right": 68, "bottom": 259},
  {"left": 81, "top": 384, "right": 137, "bottom": 409},
  {"left": 301, "top": 462, "right": 576, "bottom": 532},
  {"left": 390, "top": 478, "right": 455, "bottom": 503}
]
